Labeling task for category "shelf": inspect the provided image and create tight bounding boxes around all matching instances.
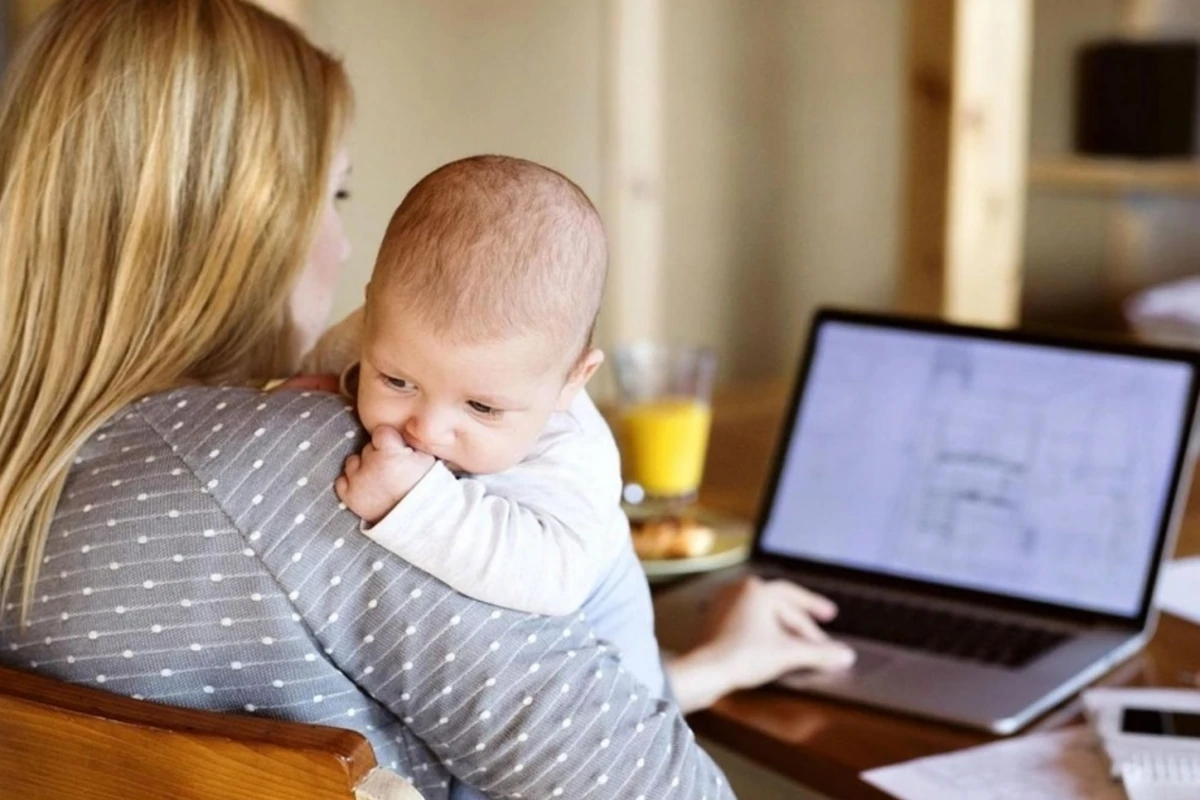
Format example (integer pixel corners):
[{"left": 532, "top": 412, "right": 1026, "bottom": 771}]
[{"left": 1028, "top": 157, "right": 1200, "bottom": 194}]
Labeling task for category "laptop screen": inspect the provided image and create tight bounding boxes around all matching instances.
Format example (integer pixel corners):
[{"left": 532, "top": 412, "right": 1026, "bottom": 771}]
[{"left": 759, "top": 318, "right": 1196, "bottom": 618}]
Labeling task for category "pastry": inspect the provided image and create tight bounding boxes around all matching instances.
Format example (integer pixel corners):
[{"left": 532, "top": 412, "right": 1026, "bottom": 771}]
[{"left": 631, "top": 515, "right": 716, "bottom": 560}]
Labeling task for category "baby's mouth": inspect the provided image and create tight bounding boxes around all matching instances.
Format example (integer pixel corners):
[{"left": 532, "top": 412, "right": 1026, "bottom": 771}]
[{"left": 402, "top": 438, "right": 464, "bottom": 475}]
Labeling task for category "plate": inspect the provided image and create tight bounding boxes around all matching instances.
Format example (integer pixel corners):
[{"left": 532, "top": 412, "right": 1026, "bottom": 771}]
[{"left": 627, "top": 506, "right": 753, "bottom": 582}]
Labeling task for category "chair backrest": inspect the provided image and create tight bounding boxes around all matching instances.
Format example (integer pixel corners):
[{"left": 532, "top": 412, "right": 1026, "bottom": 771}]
[{"left": 0, "top": 665, "right": 422, "bottom": 799}]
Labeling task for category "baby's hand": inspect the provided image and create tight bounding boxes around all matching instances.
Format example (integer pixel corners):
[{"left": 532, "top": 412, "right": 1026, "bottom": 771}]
[{"left": 335, "top": 426, "right": 436, "bottom": 525}]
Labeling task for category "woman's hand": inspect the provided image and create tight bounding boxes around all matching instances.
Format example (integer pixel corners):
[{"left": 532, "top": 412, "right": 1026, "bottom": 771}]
[
  {"left": 666, "top": 576, "right": 855, "bottom": 713},
  {"left": 266, "top": 373, "right": 343, "bottom": 394}
]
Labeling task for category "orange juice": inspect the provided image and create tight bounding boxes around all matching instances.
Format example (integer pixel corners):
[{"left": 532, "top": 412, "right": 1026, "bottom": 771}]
[{"left": 620, "top": 397, "right": 713, "bottom": 498}]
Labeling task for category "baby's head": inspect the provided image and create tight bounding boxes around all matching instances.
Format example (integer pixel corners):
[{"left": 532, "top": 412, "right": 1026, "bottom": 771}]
[{"left": 358, "top": 155, "right": 607, "bottom": 475}]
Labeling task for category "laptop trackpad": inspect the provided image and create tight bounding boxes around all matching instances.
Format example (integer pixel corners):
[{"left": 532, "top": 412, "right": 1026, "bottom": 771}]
[{"left": 780, "top": 646, "right": 895, "bottom": 688}]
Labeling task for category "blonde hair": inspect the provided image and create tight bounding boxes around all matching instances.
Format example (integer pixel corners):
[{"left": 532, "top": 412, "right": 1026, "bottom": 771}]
[
  {"left": 0, "top": 0, "right": 351, "bottom": 615},
  {"left": 369, "top": 155, "right": 607, "bottom": 362}
]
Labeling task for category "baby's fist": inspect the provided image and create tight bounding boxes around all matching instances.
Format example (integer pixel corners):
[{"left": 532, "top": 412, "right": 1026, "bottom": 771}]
[{"left": 335, "top": 426, "right": 436, "bottom": 525}]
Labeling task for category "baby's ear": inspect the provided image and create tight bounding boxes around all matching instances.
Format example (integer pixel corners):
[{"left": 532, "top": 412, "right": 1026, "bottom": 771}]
[{"left": 556, "top": 348, "right": 605, "bottom": 411}]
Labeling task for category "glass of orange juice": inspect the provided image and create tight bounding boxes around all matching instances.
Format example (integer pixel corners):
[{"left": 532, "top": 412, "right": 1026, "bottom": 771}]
[{"left": 612, "top": 343, "right": 717, "bottom": 509}]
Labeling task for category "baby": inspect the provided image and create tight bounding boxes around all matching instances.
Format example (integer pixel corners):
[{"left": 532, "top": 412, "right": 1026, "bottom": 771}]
[{"left": 305, "top": 156, "right": 631, "bottom": 619}]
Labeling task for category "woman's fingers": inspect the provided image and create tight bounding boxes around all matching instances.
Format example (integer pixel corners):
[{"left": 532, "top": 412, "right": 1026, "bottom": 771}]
[
  {"left": 789, "top": 639, "right": 856, "bottom": 671},
  {"left": 273, "top": 373, "right": 341, "bottom": 393},
  {"left": 765, "top": 581, "right": 855, "bottom": 671},
  {"left": 776, "top": 598, "right": 831, "bottom": 643},
  {"left": 765, "top": 580, "right": 838, "bottom": 621}
]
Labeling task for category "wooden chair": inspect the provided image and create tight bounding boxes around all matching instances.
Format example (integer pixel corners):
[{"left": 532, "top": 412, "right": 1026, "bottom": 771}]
[{"left": 0, "top": 665, "right": 423, "bottom": 799}]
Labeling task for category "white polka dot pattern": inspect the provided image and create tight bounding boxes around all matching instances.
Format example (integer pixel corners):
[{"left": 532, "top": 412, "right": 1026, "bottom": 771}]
[{"left": 0, "top": 387, "right": 732, "bottom": 799}]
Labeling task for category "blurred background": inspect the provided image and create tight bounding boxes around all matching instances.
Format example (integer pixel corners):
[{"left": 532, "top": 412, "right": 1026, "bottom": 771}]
[
  {"left": 9, "top": 2, "right": 1200, "bottom": 796},
  {"left": 10, "top": 0, "right": 1200, "bottom": 390}
]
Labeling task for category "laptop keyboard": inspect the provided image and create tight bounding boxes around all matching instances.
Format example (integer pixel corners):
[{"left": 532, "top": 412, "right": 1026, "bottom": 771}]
[{"left": 813, "top": 585, "right": 1069, "bottom": 669}]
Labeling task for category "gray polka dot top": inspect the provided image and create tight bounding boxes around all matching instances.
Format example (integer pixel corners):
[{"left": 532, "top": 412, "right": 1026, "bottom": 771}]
[{"left": 0, "top": 386, "right": 733, "bottom": 799}]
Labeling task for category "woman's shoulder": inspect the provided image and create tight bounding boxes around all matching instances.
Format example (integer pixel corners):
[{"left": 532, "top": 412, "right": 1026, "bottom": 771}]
[
  {"left": 127, "top": 386, "right": 366, "bottom": 565},
  {"left": 135, "top": 386, "right": 362, "bottom": 452},
  {"left": 130, "top": 386, "right": 365, "bottom": 502},
  {"left": 138, "top": 385, "right": 355, "bottom": 424}
]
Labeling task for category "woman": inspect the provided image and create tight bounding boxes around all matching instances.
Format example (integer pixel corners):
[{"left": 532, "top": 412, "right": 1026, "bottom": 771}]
[{"left": 0, "top": 2, "right": 849, "bottom": 797}]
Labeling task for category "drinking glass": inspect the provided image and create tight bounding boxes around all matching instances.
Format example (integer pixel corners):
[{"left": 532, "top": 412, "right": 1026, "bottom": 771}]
[{"left": 611, "top": 343, "right": 717, "bottom": 509}]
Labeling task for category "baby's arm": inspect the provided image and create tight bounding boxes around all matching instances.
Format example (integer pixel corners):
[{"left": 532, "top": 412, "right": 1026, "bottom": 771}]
[
  {"left": 346, "top": 420, "right": 624, "bottom": 616},
  {"left": 369, "top": 464, "right": 615, "bottom": 615}
]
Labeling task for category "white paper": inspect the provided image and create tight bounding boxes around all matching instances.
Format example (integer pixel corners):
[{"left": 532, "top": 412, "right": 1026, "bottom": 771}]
[
  {"left": 861, "top": 727, "right": 1126, "bottom": 800},
  {"left": 1156, "top": 557, "right": 1200, "bottom": 625}
]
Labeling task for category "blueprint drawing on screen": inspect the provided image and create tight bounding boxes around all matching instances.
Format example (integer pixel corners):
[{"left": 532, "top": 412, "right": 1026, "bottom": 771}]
[{"left": 760, "top": 323, "right": 1193, "bottom": 616}]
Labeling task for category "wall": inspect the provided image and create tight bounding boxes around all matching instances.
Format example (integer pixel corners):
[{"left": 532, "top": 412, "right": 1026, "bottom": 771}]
[
  {"left": 1022, "top": 1, "right": 1121, "bottom": 323},
  {"left": 308, "top": 1, "right": 605, "bottom": 322},
  {"left": 661, "top": 0, "right": 903, "bottom": 380},
  {"left": 311, "top": 0, "right": 905, "bottom": 384},
  {"left": 9, "top": 0, "right": 1164, "bottom": 379}
]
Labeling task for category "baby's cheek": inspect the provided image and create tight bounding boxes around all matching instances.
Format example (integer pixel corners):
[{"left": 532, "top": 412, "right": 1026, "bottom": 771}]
[
  {"left": 355, "top": 386, "right": 396, "bottom": 433},
  {"left": 468, "top": 429, "right": 537, "bottom": 475}
]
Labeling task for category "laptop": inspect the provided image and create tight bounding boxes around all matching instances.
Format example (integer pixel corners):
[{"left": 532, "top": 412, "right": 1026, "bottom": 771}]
[{"left": 657, "top": 309, "right": 1200, "bottom": 734}]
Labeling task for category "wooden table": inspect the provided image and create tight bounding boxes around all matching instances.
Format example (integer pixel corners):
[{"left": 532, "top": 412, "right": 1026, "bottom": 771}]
[{"left": 672, "top": 381, "right": 1200, "bottom": 800}]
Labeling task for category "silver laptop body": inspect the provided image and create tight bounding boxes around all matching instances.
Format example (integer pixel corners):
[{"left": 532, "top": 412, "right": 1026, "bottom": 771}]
[{"left": 658, "top": 309, "right": 1200, "bottom": 734}]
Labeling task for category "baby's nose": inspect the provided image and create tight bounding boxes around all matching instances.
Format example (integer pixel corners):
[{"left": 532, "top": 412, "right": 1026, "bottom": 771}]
[{"left": 403, "top": 416, "right": 452, "bottom": 451}]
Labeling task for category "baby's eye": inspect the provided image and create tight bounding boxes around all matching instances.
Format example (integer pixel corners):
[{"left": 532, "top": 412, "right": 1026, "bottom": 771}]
[
  {"left": 382, "top": 375, "right": 412, "bottom": 391},
  {"left": 467, "top": 400, "right": 502, "bottom": 418},
  {"left": 335, "top": 188, "right": 351, "bottom": 202}
]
